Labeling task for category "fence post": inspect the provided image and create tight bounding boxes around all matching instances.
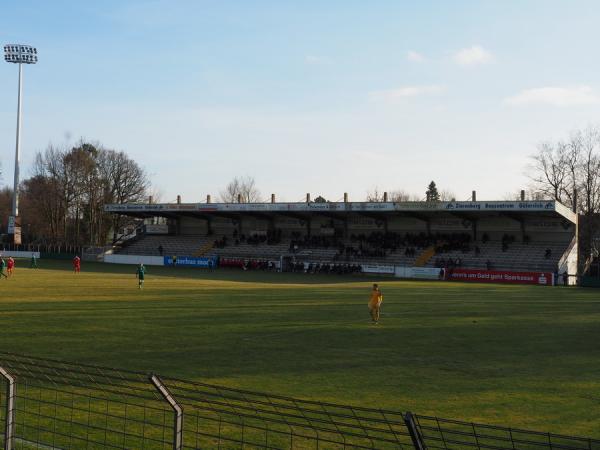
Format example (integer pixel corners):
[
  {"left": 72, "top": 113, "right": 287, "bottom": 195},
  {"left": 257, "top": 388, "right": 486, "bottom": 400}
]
[
  {"left": 404, "top": 412, "right": 426, "bottom": 450},
  {"left": 149, "top": 374, "right": 183, "bottom": 450},
  {"left": 0, "top": 367, "right": 16, "bottom": 450}
]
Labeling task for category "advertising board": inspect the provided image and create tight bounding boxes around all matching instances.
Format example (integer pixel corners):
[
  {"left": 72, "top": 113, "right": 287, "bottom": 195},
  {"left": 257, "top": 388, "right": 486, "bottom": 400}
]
[
  {"left": 361, "top": 264, "right": 395, "bottom": 274},
  {"left": 446, "top": 269, "right": 553, "bottom": 285},
  {"left": 164, "top": 256, "right": 217, "bottom": 268}
]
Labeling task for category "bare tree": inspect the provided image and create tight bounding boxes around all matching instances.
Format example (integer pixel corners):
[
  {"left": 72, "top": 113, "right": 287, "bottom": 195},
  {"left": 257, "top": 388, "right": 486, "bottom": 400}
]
[
  {"left": 366, "top": 187, "right": 385, "bottom": 202},
  {"left": 573, "top": 127, "right": 600, "bottom": 253},
  {"left": 26, "top": 141, "right": 149, "bottom": 246},
  {"left": 526, "top": 124, "right": 600, "bottom": 263},
  {"left": 97, "top": 149, "right": 149, "bottom": 242},
  {"left": 563, "top": 132, "right": 582, "bottom": 209},
  {"left": 502, "top": 189, "right": 545, "bottom": 201},
  {"left": 528, "top": 141, "right": 569, "bottom": 202},
  {"left": 439, "top": 189, "right": 456, "bottom": 201},
  {"left": 220, "top": 176, "right": 261, "bottom": 203},
  {"left": 366, "top": 188, "right": 420, "bottom": 202}
]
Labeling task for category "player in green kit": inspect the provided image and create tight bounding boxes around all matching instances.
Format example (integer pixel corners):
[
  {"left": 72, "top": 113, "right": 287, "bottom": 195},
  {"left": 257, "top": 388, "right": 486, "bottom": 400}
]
[
  {"left": 30, "top": 255, "right": 38, "bottom": 268},
  {"left": 0, "top": 258, "right": 7, "bottom": 279},
  {"left": 136, "top": 263, "right": 146, "bottom": 289}
]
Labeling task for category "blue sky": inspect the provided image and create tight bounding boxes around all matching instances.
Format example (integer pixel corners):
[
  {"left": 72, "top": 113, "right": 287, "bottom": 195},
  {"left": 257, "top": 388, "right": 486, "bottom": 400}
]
[{"left": 1, "top": 0, "right": 600, "bottom": 202}]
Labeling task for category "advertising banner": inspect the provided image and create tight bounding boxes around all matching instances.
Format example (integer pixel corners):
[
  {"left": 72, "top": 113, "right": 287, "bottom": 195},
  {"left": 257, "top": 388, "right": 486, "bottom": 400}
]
[
  {"left": 7, "top": 216, "right": 15, "bottom": 234},
  {"left": 446, "top": 269, "right": 553, "bottom": 286},
  {"left": 144, "top": 224, "right": 169, "bottom": 234},
  {"left": 107, "top": 200, "right": 561, "bottom": 215},
  {"left": 0, "top": 251, "right": 40, "bottom": 259},
  {"left": 410, "top": 267, "right": 444, "bottom": 279},
  {"left": 13, "top": 226, "right": 21, "bottom": 245},
  {"left": 394, "top": 266, "right": 443, "bottom": 280},
  {"left": 104, "top": 254, "right": 165, "bottom": 266},
  {"left": 164, "top": 256, "right": 217, "bottom": 268},
  {"left": 361, "top": 264, "right": 395, "bottom": 274}
]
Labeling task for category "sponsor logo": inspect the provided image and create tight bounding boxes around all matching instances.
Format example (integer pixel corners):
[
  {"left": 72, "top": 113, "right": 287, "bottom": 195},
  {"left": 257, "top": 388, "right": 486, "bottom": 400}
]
[{"left": 164, "top": 256, "right": 216, "bottom": 267}]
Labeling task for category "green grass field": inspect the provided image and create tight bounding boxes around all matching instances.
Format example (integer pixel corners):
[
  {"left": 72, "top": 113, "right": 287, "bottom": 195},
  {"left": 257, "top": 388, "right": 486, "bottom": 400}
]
[{"left": 1, "top": 259, "right": 599, "bottom": 437}]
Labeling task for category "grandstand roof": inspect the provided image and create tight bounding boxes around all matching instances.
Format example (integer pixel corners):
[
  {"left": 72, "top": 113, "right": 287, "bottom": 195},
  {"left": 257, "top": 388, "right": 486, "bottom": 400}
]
[{"left": 105, "top": 200, "right": 577, "bottom": 223}]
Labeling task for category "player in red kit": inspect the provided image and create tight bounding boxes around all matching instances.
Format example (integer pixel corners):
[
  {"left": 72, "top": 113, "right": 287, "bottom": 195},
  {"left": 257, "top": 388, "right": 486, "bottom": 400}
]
[
  {"left": 7, "top": 257, "right": 15, "bottom": 276},
  {"left": 73, "top": 255, "right": 81, "bottom": 273}
]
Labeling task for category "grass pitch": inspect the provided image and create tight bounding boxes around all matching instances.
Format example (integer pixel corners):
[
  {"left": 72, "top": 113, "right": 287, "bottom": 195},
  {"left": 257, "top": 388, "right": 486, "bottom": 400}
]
[{"left": 1, "top": 259, "right": 599, "bottom": 437}]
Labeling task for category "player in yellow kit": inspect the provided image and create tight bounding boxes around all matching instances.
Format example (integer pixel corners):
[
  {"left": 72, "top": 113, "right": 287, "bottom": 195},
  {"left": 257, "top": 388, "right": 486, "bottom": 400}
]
[{"left": 368, "top": 283, "right": 383, "bottom": 324}]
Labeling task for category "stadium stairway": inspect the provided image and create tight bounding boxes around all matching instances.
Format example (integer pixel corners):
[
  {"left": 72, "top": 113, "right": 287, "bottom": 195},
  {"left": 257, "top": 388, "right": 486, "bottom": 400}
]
[
  {"left": 414, "top": 246, "right": 436, "bottom": 267},
  {"left": 193, "top": 241, "right": 214, "bottom": 257}
]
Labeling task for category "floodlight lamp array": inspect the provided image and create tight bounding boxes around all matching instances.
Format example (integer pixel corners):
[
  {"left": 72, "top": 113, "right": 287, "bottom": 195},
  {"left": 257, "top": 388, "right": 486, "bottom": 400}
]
[{"left": 4, "top": 44, "right": 38, "bottom": 64}]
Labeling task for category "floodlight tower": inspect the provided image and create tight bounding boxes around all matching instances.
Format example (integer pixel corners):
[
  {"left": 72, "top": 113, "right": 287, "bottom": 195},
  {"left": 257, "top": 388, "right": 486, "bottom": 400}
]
[{"left": 4, "top": 44, "right": 37, "bottom": 244}]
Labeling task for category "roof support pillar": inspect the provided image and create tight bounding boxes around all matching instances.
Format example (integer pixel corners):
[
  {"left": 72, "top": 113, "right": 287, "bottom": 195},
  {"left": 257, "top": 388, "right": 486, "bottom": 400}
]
[
  {"left": 206, "top": 216, "right": 212, "bottom": 236},
  {"left": 343, "top": 216, "right": 349, "bottom": 239}
]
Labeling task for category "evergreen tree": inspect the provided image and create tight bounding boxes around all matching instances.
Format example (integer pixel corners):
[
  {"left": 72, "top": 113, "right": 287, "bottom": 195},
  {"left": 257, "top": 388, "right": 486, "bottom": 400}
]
[{"left": 426, "top": 181, "right": 440, "bottom": 202}]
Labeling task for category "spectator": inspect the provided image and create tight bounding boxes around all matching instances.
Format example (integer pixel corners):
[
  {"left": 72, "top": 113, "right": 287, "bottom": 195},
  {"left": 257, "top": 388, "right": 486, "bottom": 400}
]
[
  {"left": 158, "top": 245, "right": 163, "bottom": 256},
  {"left": 545, "top": 248, "right": 552, "bottom": 259}
]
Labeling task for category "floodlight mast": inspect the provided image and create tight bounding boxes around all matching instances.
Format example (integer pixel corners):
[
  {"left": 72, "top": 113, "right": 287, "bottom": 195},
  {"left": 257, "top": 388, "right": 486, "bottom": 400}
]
[
  {"left": 3, "top": 44, "right": 37, "bottom": 244},
  {"left": 14, "top": 62, "right": 22, "bottom": 217}
]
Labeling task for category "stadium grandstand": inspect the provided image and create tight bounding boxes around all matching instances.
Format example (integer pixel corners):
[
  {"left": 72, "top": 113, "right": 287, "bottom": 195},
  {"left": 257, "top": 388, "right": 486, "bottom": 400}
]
[{"left": 105, "top": 193, "right": 578, "bottom": 285}]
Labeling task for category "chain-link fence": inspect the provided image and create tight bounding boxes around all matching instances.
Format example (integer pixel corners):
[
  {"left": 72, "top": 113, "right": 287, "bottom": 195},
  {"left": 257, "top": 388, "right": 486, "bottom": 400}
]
[
  {"left": 0, "top": 352, "right": 598, "bottom": 450},
  {"left": 414, "top": 415, "right": 600, "bottom": 450}
]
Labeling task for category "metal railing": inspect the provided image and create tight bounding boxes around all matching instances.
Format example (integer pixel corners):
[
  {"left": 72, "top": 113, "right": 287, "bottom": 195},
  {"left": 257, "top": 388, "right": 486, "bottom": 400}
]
[{"left": 0, "top": 352, "right": 598, "bottom": 450}]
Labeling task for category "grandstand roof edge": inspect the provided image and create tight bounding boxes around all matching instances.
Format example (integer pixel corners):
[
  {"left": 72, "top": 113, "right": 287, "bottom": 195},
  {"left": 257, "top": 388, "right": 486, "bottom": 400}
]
[{"left": 105, "top": 200, "right": 577, "bottom": 223}]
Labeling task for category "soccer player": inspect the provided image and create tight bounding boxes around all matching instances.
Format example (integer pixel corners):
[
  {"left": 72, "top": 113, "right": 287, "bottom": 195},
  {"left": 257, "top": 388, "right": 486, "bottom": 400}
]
[
  {"left": 30, "top": 255, "right": 38, "bottom": 269},
  {"left": 136, "top": 263, "right": 146, "bottom": 289},
  {"left": 7, "top": 257, "right": 15, "bottom": 276},
  {"left": 73, "top": 255, "right": 81, "bottom": 273},
  {"left": 0, "top": 258, "right": 7, "bottom": 279},
  {"left": 368, "top": 283, "right": 383, "bottom": 324}
]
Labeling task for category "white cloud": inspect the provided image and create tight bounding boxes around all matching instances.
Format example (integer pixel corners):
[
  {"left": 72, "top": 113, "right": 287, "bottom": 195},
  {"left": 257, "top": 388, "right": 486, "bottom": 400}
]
[
  {"left": 305, "top": 55, "right": 331, "bottom": 65},
  {"left": 369, "top": 85, "right": 444, "bottom": 102},
  {"left": 453, "top": 45, "right": 493, "bottom": 66},
  {"left": 504, "top": 86, "right": 600, "bottom": 106},
  {"left": 407, "top": 50, "right": 426, "bottom": 62}
]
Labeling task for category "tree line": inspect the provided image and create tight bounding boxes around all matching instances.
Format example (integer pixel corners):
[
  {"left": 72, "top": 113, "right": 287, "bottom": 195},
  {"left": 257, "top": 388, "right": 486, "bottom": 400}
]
[
  {"left": 220, "top": 176, "right": 457, "bottom": 204},
  {"left": 1, "top": 142, "right": 149, "bottom": 247},
  {"left": 5, "top": 126, "right": 595, "bottom": 252}
]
